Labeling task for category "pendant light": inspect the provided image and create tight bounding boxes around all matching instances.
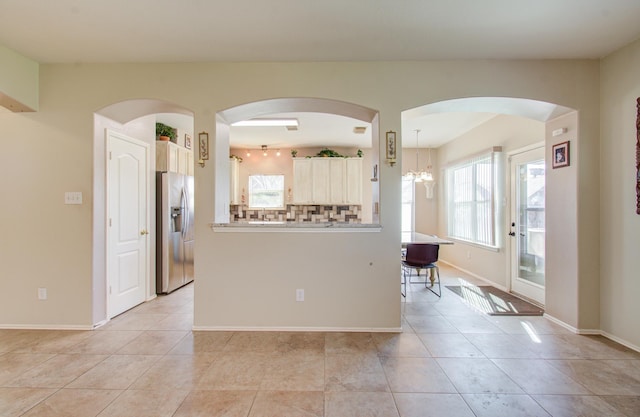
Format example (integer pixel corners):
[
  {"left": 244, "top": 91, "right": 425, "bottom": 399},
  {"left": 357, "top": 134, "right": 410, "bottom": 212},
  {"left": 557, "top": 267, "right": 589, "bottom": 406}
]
[{"left": 405, "top": 129, "right": 433, "bottom": 183}]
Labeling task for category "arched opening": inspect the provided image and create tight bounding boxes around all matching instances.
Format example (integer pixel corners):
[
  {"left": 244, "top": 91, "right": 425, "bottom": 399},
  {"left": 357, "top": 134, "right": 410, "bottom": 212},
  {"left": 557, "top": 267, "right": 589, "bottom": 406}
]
[
  {"left": 401, "top": 96, "right": 577, "bottom": 308},
  {"left": 214, "top": 98, "right": 380, "bottom": 225},
  {"left": 92, "top": 99, "right": 194, "bottom": 326}
]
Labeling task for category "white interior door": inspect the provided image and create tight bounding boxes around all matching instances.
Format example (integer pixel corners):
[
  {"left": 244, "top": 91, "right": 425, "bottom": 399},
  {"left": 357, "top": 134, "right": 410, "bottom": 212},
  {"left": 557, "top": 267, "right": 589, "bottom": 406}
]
[
  {"left": 107, "top": 130, "right": 149, "bottom": 318},
  {"left": 509, "top": 146, "right": 545, "bottom": 306}
]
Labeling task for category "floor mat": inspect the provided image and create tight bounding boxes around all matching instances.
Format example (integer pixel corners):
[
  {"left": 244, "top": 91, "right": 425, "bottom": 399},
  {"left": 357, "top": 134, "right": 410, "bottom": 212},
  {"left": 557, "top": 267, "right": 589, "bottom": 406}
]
[{"left": 446, "top": 285, "right": 544, "bottom": 316}]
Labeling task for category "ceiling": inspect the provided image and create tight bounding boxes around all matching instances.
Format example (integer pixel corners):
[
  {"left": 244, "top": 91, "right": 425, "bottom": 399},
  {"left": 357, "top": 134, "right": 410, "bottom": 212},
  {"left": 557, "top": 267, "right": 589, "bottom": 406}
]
[
  {"left": 2, "top": 1, "right": 639, "bottom": 63},
  {"left": 4, "top": 1, "right": 638, "bottom": 148}
]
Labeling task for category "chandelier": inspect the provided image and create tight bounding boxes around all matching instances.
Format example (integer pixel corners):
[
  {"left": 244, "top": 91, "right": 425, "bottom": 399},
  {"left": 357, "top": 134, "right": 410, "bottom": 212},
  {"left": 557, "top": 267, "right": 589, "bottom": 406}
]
[{"left": 405, "top": 129, "right": 434, "bottom": 183}]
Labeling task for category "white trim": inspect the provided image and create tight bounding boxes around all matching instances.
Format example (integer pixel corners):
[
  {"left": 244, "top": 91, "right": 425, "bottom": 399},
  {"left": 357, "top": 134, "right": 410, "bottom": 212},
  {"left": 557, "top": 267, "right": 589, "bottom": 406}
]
[
  {"left": 439, "top": 259, "right": 508, "bottom": 291},
  {"left": 192, "top": 325, "right": 402, "bottom": 333},
  {"left": 506, "top": 142, "right": 545, "bottom": 158},
  {"left": 601, "top": 330, "right": 640, "bottom": 353},
  {"left": 543, "top": 313, "right": 640, "bottom": 353},
  {"left": 542, "top": 313, "right": 578, "bottom": 332},
  {"left": 92, "top": 319, "right": 108, "bottom": 329},
  {"left": 0, "top": 324, "right": 94, "bottom": 331}
]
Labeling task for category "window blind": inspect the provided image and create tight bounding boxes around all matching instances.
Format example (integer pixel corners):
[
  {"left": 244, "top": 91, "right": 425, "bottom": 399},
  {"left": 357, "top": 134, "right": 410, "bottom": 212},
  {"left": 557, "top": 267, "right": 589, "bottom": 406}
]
[{"left": 446, "top": 148, "right": 501, "bottom": 247}]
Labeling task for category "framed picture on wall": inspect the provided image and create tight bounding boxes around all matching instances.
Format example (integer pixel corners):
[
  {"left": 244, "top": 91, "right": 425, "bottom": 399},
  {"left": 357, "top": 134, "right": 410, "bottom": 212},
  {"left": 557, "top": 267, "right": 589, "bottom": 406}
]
[
  {"left": 185, "top": 134, "right": 192, "bottom": 150},
  {"left": 386, "top": 131, "right": 397, "bottom": 160},
  {"left": 552, "top": 141, "right": 570, "bottom": 169},
  {"left": 199, "top": 132, "right": 209, "bottom": 161}
]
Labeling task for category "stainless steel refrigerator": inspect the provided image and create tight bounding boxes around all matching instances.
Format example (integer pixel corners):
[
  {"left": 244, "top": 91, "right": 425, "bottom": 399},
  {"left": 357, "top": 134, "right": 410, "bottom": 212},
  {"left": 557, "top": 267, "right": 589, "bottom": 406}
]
[{"left": 156, "top": 172, "right": 194, "bottom": 294}]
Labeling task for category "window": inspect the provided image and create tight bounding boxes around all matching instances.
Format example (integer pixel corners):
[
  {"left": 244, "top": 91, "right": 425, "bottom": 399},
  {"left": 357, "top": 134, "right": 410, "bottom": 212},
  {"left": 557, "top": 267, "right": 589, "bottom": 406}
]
[
  {"left": 446, "top": 149, "right": 501, "bottom": 247},
  {"left": 401, "top": 176, "right": 414, "bottom": 233},
  {"left": 248, "top": 174, "right": 284, "bottom": 208}
]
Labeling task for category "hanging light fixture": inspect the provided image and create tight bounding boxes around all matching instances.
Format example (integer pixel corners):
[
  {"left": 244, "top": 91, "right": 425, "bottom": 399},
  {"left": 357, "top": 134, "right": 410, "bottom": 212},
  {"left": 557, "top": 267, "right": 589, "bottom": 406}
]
[
  {"left": 405, "top": 129, "right": 433, "bottom": 183},
  {"left": 243, "top": 145, "right": 281, "bottom": 157}
]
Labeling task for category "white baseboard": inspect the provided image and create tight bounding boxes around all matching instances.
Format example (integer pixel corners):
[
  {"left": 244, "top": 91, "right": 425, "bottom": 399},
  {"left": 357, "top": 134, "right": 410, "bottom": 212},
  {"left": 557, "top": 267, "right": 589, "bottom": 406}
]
[
  {"left": 601, "top": 330, "right": 640, "bottom": 353},
  {"left": 439, "top": 259, "right": 508, "bottom": 292},
  {"left": 92, "top": 319, "right": 108, "bottom": 329},
  {"left": 0, "top": 324, "right": 94, "bottom": 331},
  {"left": 192, "top": 326, "right": 403, "bottom": 333},
  {"left": 543, "top": 313, "right": 639, "bottom": 353}
]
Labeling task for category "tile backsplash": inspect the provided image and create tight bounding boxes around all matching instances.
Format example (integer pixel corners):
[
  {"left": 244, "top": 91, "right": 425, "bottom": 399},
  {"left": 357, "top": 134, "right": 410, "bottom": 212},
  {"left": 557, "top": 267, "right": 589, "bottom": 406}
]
[{"left": 230, "top": 204, "right": 362, "bottom": 224}]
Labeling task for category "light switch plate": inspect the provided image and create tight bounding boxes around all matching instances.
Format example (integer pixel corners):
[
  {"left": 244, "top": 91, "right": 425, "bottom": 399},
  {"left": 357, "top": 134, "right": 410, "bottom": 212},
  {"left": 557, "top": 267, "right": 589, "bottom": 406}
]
[{"left": 64, "top": 192, "right": 83, "bottom": 205}]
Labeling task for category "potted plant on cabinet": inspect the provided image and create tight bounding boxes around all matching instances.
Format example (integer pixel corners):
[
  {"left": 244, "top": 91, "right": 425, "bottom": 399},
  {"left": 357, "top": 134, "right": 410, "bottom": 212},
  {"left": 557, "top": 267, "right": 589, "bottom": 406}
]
[{"left": 156, "top": 122, "right": 177, "bottom": 142}]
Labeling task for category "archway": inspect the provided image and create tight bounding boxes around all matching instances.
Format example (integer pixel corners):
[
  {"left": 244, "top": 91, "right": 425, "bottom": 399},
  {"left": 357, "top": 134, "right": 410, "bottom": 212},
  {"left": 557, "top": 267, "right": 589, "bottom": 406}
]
[
  {"left": 214, "top": 98, "right": 381, "bottom": 225},
  {"left": 92, "top": 99, "right": 194, "bottom": 326},
  {"left": 401, "top": 96, "right": 577, "bottom": 309}
]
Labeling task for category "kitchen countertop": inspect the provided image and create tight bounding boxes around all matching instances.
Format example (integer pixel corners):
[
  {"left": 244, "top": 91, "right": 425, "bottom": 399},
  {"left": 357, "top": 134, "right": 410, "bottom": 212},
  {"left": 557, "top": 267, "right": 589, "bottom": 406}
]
[{"left": 211, "top": 222, "right": 382, "bottom": 232}]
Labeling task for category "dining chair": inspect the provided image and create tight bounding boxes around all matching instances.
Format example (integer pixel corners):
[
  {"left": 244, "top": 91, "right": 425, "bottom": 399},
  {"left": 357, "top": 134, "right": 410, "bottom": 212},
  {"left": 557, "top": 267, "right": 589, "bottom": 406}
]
[{"left": 401, "top": 243, "right": 441, "bottom": 297}]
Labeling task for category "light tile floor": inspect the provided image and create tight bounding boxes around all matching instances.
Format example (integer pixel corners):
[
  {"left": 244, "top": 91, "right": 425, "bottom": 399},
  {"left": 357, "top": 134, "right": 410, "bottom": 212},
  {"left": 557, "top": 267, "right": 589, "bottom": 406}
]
[{"left": 1, "top": 264, "right": 639, "bottom": 416}]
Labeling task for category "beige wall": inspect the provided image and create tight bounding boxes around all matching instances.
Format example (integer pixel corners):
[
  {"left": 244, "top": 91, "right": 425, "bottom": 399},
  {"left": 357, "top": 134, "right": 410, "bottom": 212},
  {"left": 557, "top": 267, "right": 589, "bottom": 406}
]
[
  {"left": 600, "top": 38, "right": 640, "bottom": 349},
  {"left": 0, "top": 45, "right": 38, "bottom": 111},
  {"left": 0, "top": 60, "right": 611, "bottom": 338},
  {"left": 545, "top": 113, "right": 583, "bottom": 328}
]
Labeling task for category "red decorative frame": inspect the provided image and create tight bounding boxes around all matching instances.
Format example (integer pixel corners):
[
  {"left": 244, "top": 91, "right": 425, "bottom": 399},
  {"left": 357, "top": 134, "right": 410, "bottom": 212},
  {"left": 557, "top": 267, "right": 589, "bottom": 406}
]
[{"left": 636, "top": 98, "right": 640, "bottom": 214}]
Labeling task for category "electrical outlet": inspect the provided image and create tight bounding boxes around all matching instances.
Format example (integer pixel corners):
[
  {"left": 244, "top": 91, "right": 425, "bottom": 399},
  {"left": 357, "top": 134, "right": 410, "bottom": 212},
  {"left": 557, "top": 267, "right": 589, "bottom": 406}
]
[
  {"left": 38, "top": 288, "right": 47, "bottom": 300},
  {"left": 467, "top": 251, "right": 471, "bottom": 259},
  {"left": 64, "top": 192, "right": 83, "bottom": 205},
  {"left": 296, "top": 289, "right": 304, "bottom": 302}
]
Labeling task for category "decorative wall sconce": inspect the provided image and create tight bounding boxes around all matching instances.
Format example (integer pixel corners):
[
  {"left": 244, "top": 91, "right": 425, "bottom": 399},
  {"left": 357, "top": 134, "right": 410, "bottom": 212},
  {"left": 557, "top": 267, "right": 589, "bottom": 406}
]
[
  {"left": 198, "top": 132, "right": 209, "bottom": 167},
  {"left": 386, "top": 131, "right": 397, "bottom": 166}
]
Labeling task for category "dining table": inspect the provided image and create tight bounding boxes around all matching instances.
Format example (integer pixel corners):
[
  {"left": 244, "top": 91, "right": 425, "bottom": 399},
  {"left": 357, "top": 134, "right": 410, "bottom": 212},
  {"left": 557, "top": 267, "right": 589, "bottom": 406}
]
[
  {"left": 401, "top": 232, "right": 453, "bottom": 287},
  {"left": 401, "top": 231, "right": 454, "bottom": 246}
]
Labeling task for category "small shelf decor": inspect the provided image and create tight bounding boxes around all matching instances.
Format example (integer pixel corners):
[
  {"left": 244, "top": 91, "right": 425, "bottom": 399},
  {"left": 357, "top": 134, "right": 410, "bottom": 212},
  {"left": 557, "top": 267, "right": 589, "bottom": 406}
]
[
  {"left": 156, "top": 122, "right": 177, "bottom": 142},
  {"left": 316, "top": 148, "right": 344, "bottom": 158}
]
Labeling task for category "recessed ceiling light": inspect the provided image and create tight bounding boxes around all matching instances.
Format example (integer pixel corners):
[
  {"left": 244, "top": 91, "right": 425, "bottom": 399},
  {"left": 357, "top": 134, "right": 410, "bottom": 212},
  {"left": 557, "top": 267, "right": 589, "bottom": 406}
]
[
  {"left": 232, "top": 118, "right": 299, "bottom": 127},
  {"left": 353, "top": 126, "right": 367, "bottom": 134}
]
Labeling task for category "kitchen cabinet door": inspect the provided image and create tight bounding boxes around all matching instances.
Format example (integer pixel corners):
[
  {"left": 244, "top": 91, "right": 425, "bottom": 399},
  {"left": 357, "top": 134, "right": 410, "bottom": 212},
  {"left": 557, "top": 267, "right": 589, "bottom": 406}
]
[
  {"left": 293, "top": 159, "right": 313, "bottom": 203},
  {"left": 345, "top": 158, "right": 363, "bottom": 204},
  {"left": 177, "top": 147, "right": 192, "bottom": 175},
  {"left": 312, "top": 158, "right": 331, "bottom": 204},
  {"left": 329, "top": 159, "right": 345, "bottom": 204},
  {"left": 156, "top": 141, "right": 179, "bottom": 172}
]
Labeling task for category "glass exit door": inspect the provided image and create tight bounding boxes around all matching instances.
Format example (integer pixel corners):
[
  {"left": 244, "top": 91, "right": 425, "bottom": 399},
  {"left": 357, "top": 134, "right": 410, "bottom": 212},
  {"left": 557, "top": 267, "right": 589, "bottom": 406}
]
[{"left": 510, "top": 147, "right": 545, "bottom": 306}]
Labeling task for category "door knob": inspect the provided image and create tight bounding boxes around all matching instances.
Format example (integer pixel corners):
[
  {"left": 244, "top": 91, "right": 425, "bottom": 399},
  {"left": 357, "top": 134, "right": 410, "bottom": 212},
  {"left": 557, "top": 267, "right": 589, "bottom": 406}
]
[{"left": 140, "top": 229, "right": 149, "bottom": 235}]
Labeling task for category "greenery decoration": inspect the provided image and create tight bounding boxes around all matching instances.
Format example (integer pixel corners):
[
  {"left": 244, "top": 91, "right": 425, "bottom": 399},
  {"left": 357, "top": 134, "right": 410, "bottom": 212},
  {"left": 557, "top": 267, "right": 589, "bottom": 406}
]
[{"left": 156, "top": 122, "right": 177, "bottom": 140}]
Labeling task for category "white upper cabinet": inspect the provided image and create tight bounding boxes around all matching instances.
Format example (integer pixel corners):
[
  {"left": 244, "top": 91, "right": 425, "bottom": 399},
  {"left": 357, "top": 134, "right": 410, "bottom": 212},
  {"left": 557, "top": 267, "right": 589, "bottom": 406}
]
[
  {"left": 156, "top": 141, "right": 193, "bottom": 175},
  {"left": 345, "top": 158, "right": 362, "bottom": 204},
  {"left": 293, "top": 157, "right": 362, "bottom": 205},
  {"left": 293, "top": 159, "right": 313, "bottom": 204}
]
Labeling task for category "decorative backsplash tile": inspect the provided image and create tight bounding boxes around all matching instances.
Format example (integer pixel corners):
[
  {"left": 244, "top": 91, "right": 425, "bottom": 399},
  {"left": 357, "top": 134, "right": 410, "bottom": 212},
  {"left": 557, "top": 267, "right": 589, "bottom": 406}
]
[{"left": 230, "top": 204, "right": 362, "bottom": 224}]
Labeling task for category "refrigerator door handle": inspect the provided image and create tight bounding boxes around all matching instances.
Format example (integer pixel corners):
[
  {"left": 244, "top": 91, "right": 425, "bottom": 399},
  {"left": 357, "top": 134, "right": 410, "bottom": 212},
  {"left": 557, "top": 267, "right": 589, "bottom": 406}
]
[{"left": 181, "top": 188, "right": 188, "bottom": 239}]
